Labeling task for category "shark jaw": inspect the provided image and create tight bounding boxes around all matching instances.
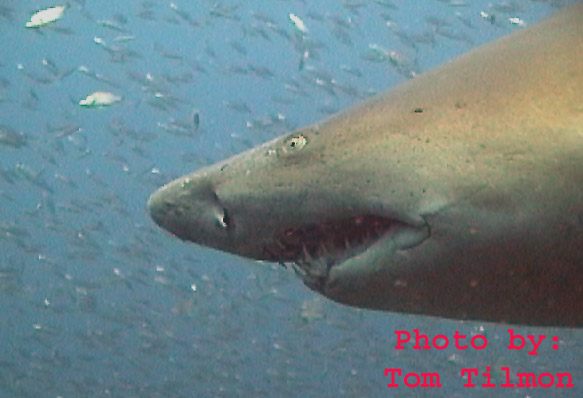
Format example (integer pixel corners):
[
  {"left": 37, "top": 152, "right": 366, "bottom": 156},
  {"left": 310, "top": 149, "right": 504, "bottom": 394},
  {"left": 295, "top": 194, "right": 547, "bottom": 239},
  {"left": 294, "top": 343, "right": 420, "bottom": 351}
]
[
  {"left": 148, "top": 174, "right": 430, "bottom": 292},
  {"left": 263, "top": 214, "right": 429, "bottom": 291}
]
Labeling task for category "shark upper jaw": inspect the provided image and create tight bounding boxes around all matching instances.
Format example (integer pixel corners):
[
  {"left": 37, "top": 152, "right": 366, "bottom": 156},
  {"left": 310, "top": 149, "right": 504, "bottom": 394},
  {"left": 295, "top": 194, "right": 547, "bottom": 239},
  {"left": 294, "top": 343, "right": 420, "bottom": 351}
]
[
  {"left": 264, "top": 214, "right": 430, "bottom": 291},
  {"left": 148, "top": 172, "right": 431, "bottom": 291}
]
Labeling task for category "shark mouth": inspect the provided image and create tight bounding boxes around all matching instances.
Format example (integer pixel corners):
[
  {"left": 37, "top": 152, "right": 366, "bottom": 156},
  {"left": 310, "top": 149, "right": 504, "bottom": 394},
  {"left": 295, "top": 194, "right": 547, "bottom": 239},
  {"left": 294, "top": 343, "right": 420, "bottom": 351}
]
[{"left": 263, "top": 215, "right": 403, "bottom": 290}]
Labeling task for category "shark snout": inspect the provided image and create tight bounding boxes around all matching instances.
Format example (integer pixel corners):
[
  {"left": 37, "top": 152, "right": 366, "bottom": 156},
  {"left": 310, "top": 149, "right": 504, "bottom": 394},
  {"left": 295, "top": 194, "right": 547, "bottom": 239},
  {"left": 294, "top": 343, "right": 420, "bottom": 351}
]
[
  {"left": 147, "top": 182, "right": 183, "bottom": 236},
  {"left": 147, "top": 185, "right": 167, "bottom": 229},
  {"left": 147, "top": 175, "right": 233, "bottom": 246}
]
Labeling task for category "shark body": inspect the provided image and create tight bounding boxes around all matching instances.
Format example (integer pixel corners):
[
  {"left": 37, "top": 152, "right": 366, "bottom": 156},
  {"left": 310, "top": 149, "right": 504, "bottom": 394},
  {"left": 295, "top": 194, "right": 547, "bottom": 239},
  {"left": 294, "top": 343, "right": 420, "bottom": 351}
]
[{"left": 149, "top": 4, "right": 583, "bottom": 327}]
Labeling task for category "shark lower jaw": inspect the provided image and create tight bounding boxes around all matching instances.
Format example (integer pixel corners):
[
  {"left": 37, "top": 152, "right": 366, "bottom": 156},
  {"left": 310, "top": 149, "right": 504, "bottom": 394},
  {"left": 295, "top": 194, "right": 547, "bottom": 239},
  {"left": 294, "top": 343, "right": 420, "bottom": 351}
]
[{"left": 261, "top": 214, "right": 416, "bottom": 290}]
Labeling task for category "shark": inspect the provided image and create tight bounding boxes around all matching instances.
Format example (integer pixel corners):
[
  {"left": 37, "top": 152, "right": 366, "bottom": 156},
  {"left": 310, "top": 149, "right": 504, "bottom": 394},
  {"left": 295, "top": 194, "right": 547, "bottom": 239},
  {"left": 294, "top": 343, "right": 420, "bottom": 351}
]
[{"left": 148, "top": 3, "right": 583, "bottom": 327}]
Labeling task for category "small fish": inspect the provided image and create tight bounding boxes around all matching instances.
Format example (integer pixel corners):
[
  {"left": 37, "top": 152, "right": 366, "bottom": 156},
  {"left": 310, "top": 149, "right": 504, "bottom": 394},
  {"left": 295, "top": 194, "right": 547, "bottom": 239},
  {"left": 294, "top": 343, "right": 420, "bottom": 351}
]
[
  {"left": 247, "top": 63, "right": 274, "bottom": 79},
  {"left": 97, "top": 19, "right": 128, "bottom": 32},
  {"left": 455, "top": 12, "right": 474, "bottom": 29},
  {"left": 388, "top": 50, "right": 419, "bottom": 78},
  {"left": 26, "top": 5, "right": 66, "bottom": 28},
  {"left": 79, "top": 91, "right": 122, "bottom": 107},
  {"left": 22, "top": 89, "right": 40, "bottom": 110},
  {"left": 77, "top": 66, "right": 120, "bottom": 87},
  {"left": 298, "top": 51, "right": 309, "bottom": 71},
  {"left": 146, "top": 91, "right": 183, "bottom": 111},
  {"left": 289, "top": 13, "right": 308, "bottom": 34},
  {"left": 330, "top": 24, "right": 353, "bottom": 47},
  {"left": 54, "top": 173, "right": 78, "bottom": 189},
  {"left": 509, "top": 17, "right": 526, "bottom": 27},
  {"left": 243, "top": 23, "right": 271, "bottom": 42},
  {"left": 47, "top": 122, "right": 82, "bottom": 138},
  {"left": 224, "top": 100, "right": 252, "bottom": 114},
  {"left": 435, "top": 26, "right": 473, "bottom": 44},
  {"left": 0, "top": 125, "right": 28, "bottom": 148},
  {"left": 169, "top": 2, "right": 198, "bottom": 26},
  {"left": 361, "top": 43, "right": 390, "bottom": 63},
  {"left": 339, "top": 64, "right": 363, "bottom": 77},
  {"left": 14, "top": 163, "right": 53, "bottom": 193},
  {"left": 374, "top": 0, "right": 397, "bottom": 10},
  {"left": 491, "top": 1, "right": 524, "bottom": 14},
  {"left": 157, "top": 109, "right": 200, "bottom": 138},
  {"left": 246, "top": 113, "right": 288, "bottom": 132},
  {"left": 228, "top": 40, "right": 248, "bottom": 56},
  {"left": 113, "top": 35, "right": 136, "bottom": 43},
  {"left": 0, "top": 6, "right": 14, "bottom": 21},
  {"left": 446, "top": 0, "right": 468, "bottom": 7},
  {"left": 209, "top": 3, "right": 240, "bottom": 21},
  {"left": 41, "top": 58, "right": 59, "bottom": 76},
  {"left": 480, "top": 11, "right": 496, "bottom": 24},
  {"left": 191, "top": 109, "right": 200, "bottom": 131}
]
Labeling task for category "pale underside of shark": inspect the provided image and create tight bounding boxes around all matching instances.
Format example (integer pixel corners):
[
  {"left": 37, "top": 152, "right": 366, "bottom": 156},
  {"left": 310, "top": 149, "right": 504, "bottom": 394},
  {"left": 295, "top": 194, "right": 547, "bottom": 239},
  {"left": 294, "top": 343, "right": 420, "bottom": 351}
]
[{"left": 149, "top": 3, "right": 583, "bottom": 327}]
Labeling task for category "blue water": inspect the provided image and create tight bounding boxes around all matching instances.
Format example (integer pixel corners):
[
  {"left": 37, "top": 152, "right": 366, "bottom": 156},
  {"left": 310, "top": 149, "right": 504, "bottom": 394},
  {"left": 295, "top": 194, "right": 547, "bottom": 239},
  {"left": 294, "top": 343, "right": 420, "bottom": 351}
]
[{"left": 0, "top": 1, "right": 580, "bottom": 397}]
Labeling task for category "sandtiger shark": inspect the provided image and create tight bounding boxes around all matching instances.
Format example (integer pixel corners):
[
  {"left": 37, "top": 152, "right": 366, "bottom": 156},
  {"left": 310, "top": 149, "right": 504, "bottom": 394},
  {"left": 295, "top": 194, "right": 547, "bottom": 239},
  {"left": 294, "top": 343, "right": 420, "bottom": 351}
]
[{"left": 148, "top": 3, "right": 583, "bottom": 327}]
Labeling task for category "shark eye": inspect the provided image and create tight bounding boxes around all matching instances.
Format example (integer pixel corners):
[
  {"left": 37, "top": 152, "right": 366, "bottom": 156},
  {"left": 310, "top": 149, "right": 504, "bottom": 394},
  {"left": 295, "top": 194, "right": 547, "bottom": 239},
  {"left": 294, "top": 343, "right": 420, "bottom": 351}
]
[{"left": 284, "top": 134, "right": 307, "bottom": 151}]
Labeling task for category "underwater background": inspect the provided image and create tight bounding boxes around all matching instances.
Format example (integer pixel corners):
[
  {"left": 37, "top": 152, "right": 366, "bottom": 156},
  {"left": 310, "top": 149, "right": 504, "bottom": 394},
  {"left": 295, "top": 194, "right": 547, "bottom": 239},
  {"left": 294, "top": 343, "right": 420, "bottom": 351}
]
[{"left": 0, "top": 0, "right": 581, "bottom": 396}]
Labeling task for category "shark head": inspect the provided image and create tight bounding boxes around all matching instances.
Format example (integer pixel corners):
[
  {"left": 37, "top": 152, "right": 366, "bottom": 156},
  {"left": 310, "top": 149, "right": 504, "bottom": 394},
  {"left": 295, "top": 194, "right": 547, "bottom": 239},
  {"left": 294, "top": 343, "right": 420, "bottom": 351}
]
[
  {"left": 148, "top": 124, "right": 432, "bottom": 291},
  {"left": 148, "top": 3, "right": 583, "bottom": 326}
]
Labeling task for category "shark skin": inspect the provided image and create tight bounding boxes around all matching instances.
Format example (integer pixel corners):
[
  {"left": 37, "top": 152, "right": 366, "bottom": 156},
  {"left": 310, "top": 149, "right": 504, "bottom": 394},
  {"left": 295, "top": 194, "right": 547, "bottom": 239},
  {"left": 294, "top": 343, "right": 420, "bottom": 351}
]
[{"left": 149, "top": 4, "right": 583, "bottom": 327}]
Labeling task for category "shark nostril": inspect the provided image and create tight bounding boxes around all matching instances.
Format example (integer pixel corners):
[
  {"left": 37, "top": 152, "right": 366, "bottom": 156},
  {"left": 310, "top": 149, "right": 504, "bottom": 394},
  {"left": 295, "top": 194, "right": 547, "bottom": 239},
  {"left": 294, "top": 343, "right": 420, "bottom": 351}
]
[
  {"left": 211, "top": 190, "right": 233, "bottom": 230},
  {"left": 215, "top": 207, "right": 233, "bottom": 230}
]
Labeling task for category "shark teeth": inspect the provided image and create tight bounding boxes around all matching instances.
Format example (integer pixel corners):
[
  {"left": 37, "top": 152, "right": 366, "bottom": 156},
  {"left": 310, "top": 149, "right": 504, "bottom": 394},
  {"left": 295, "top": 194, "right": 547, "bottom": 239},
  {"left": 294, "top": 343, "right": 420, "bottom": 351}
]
[{"left": 266, "top": 215, "right": 401, "bottom": 289}]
